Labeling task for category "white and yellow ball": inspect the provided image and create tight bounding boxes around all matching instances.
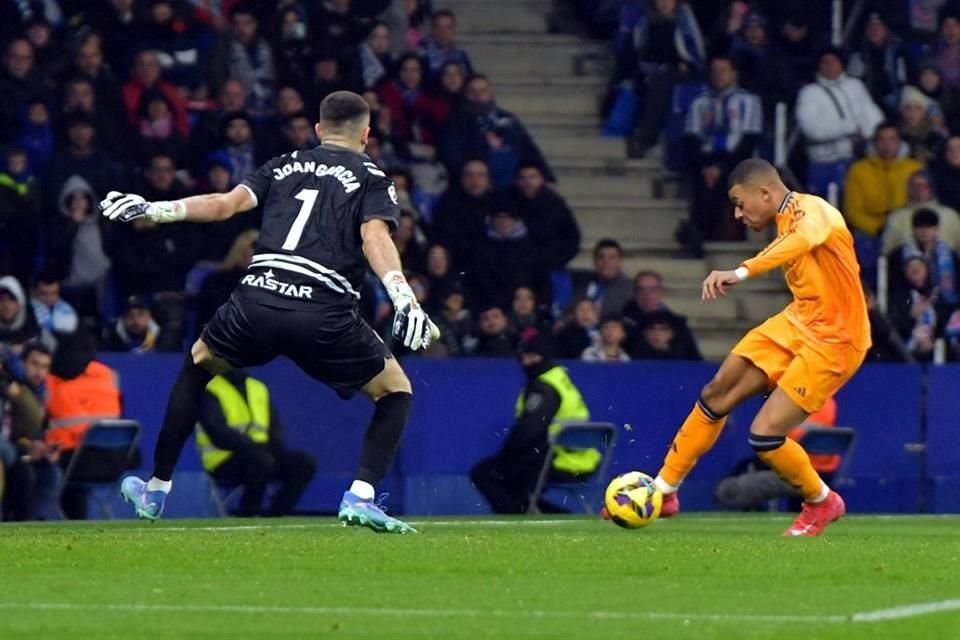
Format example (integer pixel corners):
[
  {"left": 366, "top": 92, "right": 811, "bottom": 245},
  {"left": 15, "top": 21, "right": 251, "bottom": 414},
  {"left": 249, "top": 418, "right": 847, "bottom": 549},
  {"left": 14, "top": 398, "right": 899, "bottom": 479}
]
[{"left": 604, "top": 471, "right": 662, "bottom": 529}]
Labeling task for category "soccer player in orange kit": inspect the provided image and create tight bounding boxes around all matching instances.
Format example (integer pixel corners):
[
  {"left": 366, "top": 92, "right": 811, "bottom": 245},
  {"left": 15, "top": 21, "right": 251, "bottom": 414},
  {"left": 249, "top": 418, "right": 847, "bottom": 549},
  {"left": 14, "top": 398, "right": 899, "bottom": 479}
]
[{"left": 653, "top": 158, "right": 870, "bottom": 536}]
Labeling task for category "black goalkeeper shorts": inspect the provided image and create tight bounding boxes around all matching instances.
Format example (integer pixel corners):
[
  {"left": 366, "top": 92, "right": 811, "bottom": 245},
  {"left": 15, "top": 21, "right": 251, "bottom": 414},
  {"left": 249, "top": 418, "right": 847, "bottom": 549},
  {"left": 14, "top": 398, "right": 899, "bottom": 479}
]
[{"left": 201, "top": 289, "right": 391, "bottom": 399}]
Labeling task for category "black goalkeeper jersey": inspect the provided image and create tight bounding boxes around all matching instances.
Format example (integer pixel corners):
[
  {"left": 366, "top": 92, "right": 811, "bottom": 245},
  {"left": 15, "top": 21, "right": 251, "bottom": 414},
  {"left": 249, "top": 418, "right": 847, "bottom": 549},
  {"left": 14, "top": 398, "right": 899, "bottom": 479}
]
[{"left": 237, "top": 143, "right": 400, "bottom": 308}]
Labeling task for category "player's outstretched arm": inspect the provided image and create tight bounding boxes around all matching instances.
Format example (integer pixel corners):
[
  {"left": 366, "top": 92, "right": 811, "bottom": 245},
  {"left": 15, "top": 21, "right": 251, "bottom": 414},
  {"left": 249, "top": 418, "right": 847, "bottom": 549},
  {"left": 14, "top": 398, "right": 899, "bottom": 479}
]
[
  {"left": 100, "top": 186, "right": 256, "bottom": 224},
  {"left": 361, "top": 219, "right": 439, "bottom": 351}
]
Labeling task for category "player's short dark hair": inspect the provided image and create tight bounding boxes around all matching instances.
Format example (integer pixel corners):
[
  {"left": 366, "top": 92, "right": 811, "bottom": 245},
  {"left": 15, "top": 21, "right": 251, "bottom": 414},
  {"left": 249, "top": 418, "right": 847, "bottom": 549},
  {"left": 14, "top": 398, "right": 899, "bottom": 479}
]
[
  {"left": 728, "top": 158, "right": 779, "bottom": 189},
  {"left": 432, "top": 9, "right": 455, "bottom": 22},
  {"left": 319, "top": 91, "right": 370, "bottom": 133},
  {"left": 593, "top": 239, "right": 622, "bottom": 258}
]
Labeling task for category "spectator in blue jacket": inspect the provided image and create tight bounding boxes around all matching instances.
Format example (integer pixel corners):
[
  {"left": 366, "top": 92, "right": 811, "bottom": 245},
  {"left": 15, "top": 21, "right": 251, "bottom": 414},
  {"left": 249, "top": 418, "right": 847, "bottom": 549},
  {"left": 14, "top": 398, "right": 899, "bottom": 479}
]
[
  {"left": 419, "top": 10, "right": 473, "bottom": 82},
  {"left": 679, "top": 54, "right": 762, "bottom": 256}
]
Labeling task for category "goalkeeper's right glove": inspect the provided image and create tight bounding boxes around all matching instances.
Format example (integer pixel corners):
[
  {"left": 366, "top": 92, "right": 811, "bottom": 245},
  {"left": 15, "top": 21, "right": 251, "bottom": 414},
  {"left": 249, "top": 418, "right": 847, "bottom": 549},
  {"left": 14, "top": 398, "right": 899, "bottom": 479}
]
[
  {"left": 99, "top": 191, "right": 186, "bottom": 223},
  {"left": 382, "top": 271, "right": 439, "bottom": 351}
]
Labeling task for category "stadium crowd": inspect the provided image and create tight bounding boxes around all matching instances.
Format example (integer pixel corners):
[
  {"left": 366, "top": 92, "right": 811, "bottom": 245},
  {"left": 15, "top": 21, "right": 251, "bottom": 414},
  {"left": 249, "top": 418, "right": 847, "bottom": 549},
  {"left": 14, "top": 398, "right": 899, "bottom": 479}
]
[
  {"left": 0, "top": 0, "right": 706, "bottom": 366},
  {"left": 591, "top": 0, "right": 960, "bottom": 363}
]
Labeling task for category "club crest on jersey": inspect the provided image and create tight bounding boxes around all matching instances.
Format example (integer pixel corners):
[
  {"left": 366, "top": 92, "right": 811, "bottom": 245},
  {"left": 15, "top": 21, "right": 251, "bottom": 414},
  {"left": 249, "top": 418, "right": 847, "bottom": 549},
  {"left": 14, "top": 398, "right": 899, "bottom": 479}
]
[
  {"left": 272, "top": 162, "right": 360, "bottom": 193},
  {"left": 241, "top": 269, "right": 314, "bottom": 299}
]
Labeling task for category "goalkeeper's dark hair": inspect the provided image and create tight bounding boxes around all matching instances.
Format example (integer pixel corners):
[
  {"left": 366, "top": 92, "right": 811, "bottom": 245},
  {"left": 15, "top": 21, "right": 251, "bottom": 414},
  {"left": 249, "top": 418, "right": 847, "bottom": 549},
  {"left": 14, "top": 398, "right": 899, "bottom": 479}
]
[
  {"left": 728, "top": 158, "right": 780, "bottom": 189},
  {"left": 319, "top": 91, "right": 371, "bottom": 133}
]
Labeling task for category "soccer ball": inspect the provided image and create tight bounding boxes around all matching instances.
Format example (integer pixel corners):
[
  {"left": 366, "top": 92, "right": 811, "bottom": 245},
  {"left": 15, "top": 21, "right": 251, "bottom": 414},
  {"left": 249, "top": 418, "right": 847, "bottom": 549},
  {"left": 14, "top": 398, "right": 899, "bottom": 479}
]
[{"left": 604, "top": 471, "right": 663, "bottom": 529}]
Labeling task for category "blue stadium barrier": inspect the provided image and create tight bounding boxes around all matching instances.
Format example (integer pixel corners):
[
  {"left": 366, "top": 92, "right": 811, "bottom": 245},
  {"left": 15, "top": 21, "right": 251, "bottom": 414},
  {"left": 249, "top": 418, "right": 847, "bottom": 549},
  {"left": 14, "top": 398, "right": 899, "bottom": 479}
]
[
  {"left": 924, "top": 365, "right": 960, "bottom": 513},
  {"left": 98, "top": 355, "right": 930, "bottom": 517}
]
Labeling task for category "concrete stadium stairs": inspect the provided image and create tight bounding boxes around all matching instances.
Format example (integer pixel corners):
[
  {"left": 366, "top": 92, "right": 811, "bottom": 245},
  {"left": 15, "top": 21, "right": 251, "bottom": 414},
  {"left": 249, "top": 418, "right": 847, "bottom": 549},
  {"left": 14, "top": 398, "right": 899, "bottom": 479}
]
[{"left": 450, "top": 0, "right": 788, "bottom": 361}]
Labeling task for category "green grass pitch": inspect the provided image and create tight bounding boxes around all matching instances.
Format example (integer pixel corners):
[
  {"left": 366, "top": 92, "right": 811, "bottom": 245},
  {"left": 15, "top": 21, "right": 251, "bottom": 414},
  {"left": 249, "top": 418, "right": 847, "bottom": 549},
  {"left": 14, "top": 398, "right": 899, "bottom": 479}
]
[{"left": 2, "top": 514, "right": 959, "bottom": 639}]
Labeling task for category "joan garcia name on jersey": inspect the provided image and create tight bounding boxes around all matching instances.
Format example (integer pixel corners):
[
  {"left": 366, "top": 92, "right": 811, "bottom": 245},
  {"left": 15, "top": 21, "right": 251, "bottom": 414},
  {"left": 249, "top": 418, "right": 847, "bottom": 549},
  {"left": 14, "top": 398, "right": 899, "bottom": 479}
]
[
  {"left": 241, "top": 269, "right": 314, "bottom": 299},
  {"left": 271, "top": 160, "right": 361, "bottom": 193}
]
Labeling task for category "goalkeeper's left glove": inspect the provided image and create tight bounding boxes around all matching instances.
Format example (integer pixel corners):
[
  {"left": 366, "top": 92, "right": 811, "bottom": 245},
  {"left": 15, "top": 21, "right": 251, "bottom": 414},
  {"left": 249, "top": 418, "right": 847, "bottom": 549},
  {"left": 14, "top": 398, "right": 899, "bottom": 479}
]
[
  {"left": 382, "top": 270, "right": 439, "bottom": 351},
  {"left": 99, "top": 191, "right": 186, "bottom": 223}
]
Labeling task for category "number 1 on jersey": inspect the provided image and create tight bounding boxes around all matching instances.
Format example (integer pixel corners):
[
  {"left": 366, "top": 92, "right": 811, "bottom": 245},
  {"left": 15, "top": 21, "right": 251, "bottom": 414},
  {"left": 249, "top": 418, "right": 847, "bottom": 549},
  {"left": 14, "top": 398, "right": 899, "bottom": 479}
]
[{"left": 282, "top": 188, "right": 319, "bottom": 250}]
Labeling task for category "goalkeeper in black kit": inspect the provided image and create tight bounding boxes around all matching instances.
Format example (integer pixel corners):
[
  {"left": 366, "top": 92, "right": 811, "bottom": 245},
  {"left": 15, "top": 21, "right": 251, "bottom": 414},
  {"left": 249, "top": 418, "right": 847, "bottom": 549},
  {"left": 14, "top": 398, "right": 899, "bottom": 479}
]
[{"left": 102, "top": 91, "right": 436, "bottom": 533}]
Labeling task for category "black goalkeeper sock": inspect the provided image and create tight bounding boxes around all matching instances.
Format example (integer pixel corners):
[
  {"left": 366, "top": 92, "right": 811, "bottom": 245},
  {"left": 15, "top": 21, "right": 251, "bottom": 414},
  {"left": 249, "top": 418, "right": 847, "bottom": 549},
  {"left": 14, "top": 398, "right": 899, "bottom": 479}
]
[
  {"left": 152, "top": 354, "right": 215, "bottom": 481},
  {"left": 356, "top": 392, "right": 412, "bottom": 485}
]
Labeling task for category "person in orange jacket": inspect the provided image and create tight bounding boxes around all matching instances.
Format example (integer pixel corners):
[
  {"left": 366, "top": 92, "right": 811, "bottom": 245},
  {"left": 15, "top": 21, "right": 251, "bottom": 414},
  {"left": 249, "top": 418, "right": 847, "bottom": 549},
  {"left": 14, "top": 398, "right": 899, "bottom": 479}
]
[{"left": 45, "top": 332, "right": 121, "bottom": 518}]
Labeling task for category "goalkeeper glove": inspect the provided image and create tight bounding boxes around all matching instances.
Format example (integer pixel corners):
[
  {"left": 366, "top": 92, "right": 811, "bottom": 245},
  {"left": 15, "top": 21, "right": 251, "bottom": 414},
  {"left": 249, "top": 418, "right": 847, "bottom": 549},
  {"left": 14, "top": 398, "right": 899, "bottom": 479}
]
[
  {"left": 382, "top": 271, "right": 439, "bottom": 351},
  {"left": 100, "top": 191, "right": 186, "bottom": 223}
]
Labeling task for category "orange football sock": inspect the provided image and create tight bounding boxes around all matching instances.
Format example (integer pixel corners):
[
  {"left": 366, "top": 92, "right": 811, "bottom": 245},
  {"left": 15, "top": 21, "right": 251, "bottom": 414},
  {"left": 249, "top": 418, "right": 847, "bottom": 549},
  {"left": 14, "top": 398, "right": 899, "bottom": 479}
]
[
  {"left": 658, "top": 400, "right": 728, "bottom": 488},
  {"left": 755, "top": 438, "right": 826, "bottom": 502}
]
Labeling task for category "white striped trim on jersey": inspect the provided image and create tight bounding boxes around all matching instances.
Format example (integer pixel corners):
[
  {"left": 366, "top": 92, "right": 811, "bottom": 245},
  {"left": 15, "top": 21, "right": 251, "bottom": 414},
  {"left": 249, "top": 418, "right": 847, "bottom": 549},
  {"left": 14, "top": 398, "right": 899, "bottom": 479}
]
[
  {"left": 251, "top": 254, "right": 360, "bottom": 299},
  {"left": 363, "top": 161, "right": 386, "bottom": 177}
]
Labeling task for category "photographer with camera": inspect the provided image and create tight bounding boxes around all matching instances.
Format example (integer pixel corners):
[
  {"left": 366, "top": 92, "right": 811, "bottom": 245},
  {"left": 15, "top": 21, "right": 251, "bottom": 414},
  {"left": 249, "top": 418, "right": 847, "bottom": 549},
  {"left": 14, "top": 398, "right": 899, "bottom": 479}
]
[{"left": 0, "top": 343, "right": 60, "bottom": 521}]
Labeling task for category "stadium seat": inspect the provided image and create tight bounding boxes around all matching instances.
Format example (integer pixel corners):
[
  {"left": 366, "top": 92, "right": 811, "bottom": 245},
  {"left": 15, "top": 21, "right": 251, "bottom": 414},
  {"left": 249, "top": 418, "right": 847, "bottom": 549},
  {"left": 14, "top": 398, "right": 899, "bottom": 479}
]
[
  {"left": 57, "top": 420, "right": 141, "bottom": 520},
  {"left": 528, "top": 422, "right": 618, "bottom": 515}
]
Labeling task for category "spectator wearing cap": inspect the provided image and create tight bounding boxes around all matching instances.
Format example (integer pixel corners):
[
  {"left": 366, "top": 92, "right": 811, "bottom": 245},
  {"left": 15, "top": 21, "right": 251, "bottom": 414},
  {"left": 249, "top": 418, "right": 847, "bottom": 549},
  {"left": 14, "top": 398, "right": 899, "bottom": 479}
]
[
  {"left": 621, "top": 270, "right": 701, "bottom": 360},
  {"left": 887, "top": 207, "right": 960, "bottom": 308},
  {"left": 419, "top": 10, "right": 473, "bottom": 82},
  {"left": 845, "top": 123, "right": 923, "bottom": 280},
  {"left": 883, "top": 170, "right": 960, "bottom": 255},
  {"left": 122, "top": 49, "right": 190, "bottom": 138},
  {"left": 470, "top": 332, "right": 595, "bottom": 514},
  {"left": 938, "top": 11, "right": 960, "bottom": 91},
  {"left": 847, "top": 13, "right": 912, "bottom": 114},
  {"left": 571, "top": 240, "right": 634, "bottom": 317},
  {"left": 209, "top": 5, "right": 276, "bottom": 117},
  {"left": 469, "top": 197, "right": 549, "bottom": 313},
  {"left": 581, "top": 314, "right": 630, "bottom": 362},
  {"left": 681, "top": 54, "right": 762, "bottom": 254},
  {"left": 31, "top": 275, "right": 78, "bottom": 338},
  {"left": 897, "top": 86, "right": 947, "bottom": 163},
  {"left": 915, "top": 61, "right": 959, "bottom": 131},
  {"left": 440, "top": 74, "right": 554, "bottom": 189},
  {"left": 104, "top": 296, "right": 163, "bottom": 353},
  {"left": 796, "top": 47, "right": 885, "bottom": 198}
]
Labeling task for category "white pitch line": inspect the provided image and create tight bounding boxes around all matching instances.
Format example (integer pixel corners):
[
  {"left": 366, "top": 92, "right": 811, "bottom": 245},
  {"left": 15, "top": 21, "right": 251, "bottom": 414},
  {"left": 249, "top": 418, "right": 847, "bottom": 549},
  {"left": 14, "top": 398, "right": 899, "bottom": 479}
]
[
  {"left": 2, "top": 600, "right": 958, "bottom": 624},
  {"left": 0, "top": 602, "right": 846, "bottom": 624},
  {"left": 851, "top": 599, "right": 960, "bottom": 622}
]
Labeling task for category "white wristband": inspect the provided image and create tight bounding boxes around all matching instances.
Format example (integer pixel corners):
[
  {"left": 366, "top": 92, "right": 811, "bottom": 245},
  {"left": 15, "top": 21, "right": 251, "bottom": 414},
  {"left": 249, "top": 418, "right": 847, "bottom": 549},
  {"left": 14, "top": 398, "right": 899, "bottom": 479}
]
[
  {"left": 381, "top": 270, "right": 414, "bottom": 304},
  {"left": 734, "top": 267, "right": 750, "bottom": 282},
  {"left": 151, "top": 201, "right": 187, "bottom": 223}
]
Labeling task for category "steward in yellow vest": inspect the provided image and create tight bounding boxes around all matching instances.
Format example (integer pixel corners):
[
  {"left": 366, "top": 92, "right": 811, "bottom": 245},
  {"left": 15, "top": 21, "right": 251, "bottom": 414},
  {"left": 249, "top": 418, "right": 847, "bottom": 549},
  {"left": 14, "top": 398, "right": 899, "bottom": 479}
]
[
  {"left": 470, "top": 333, "right": 598, "bottom": 513},
  {"left": 195, "top": 370, "right": 316, "bottom": 517}
]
